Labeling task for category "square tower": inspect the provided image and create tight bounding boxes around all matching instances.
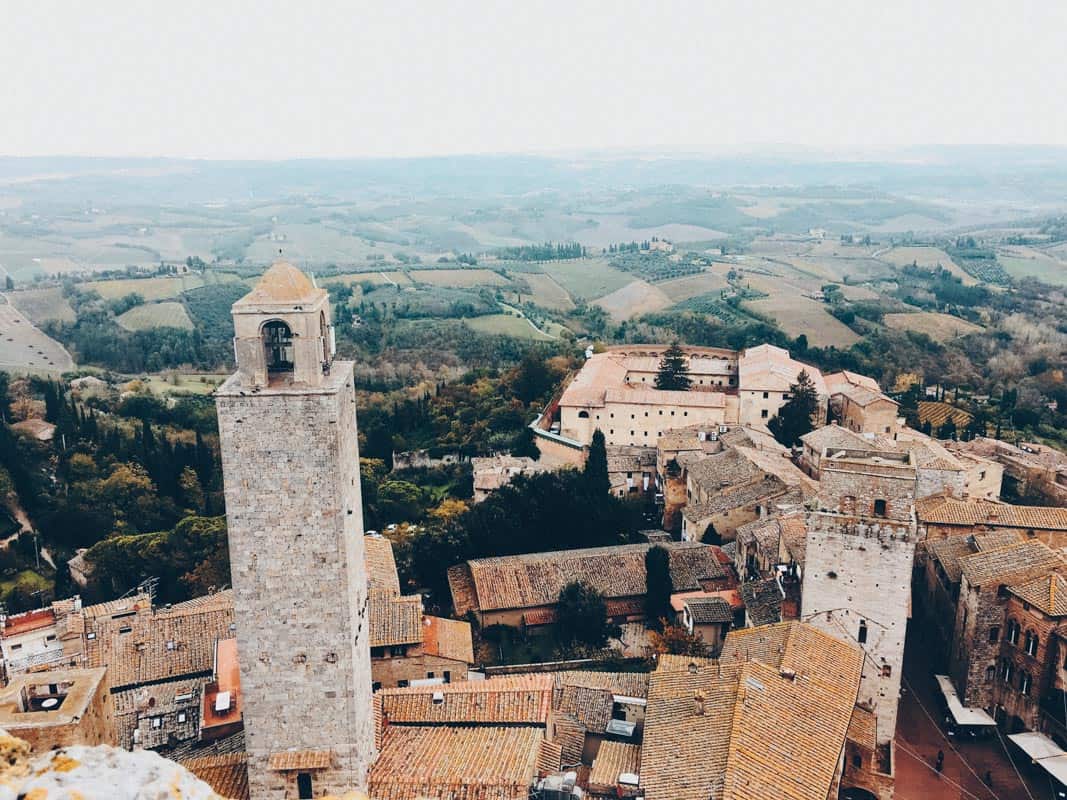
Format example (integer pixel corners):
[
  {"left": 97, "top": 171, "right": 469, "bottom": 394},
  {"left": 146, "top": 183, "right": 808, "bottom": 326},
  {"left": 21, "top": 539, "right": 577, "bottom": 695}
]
[
  {"left": 802, "top": 448, "right": 917, "bottom": 747},
  {"left": 215, "top": 262, "right": 375, "bottom": 799}
]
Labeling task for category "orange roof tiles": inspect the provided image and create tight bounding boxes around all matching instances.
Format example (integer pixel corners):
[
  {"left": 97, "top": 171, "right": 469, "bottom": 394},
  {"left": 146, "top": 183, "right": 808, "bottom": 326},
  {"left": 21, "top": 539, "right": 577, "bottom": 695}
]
[
  {"left": 421, "top": 615, "right": 474, "bottom": 663},
  {"left": 847, "top": 706, "right": 878, "bottom": 752},
  {"left": 2, "top": 608, "right": 56, "bottom": 638},
  {"left": 183, "top": 753, "right": 249, "bottom": 800},
  {"left": 589, "top": 741, "right": 641, "bottom": 790},
  {"left": 379, "top": 675, "right": 553, "bottom": 726},
  {"left": 917, "top": 496, "right": 1067, "bottom": 531},
  {"left": 1009, "top": 574, "right": 1067, "bottom": 617},
  {"left": 958, "top": 540, "right": 1063, "bottom": 587},
  {"left": 267, "top": 750, "right": 335, "bottom": 771},
  {"left": 370, "top": 725, "right": 543, "bottom": 800},
  {"left": 233, "top": 261, "right": 323, "bottom": 306},
  {"left": 364, "top": 535, "right": 402, "bottom": 595}
]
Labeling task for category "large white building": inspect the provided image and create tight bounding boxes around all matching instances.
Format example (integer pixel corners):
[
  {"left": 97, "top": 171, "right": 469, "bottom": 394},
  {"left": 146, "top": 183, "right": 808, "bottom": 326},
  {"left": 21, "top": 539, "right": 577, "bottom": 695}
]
[{"left": 535, "top": 344, "right": 834, "bottom": 459}]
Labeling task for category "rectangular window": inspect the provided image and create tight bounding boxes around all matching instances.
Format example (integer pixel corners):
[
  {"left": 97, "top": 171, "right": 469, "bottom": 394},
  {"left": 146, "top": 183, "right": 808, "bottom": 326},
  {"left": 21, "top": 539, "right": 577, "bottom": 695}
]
[
  {"left": 177, "top": 712, "right": 187, "bottom": 724},
  {"left": 763, "top": 392, "right": 769, "bottom": 399},
  {"left": 989, "top": 626, "right": 999, "bottom": 643},
  {"left": 761, "top": 409, "right": 769, "bottom": 419},
  {"left": 151, "top": 717, "right": 162, "bottom": 729}
]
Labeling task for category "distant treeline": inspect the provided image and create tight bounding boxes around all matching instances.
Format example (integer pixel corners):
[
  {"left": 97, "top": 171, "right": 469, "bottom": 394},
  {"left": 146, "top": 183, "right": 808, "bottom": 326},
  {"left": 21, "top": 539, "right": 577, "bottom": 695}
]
[{"left": 494, "top": 242, "right": 586, "bottom": 261}]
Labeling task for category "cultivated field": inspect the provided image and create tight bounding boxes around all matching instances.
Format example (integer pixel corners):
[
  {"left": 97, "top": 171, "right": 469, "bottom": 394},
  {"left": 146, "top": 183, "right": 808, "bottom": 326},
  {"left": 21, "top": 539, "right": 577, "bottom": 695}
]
[
  {"left": 320, "top": 270, "right": 412, "bottom": 288},
  {"left": 658, "top": 271, "right": 729, "bottom": 303},
  {"left": 117, "top": 302, "right": 194, "bottom": 331},
  {"left": 883, "top": 312, "right": 984, "bottom": 341},
  {"left": 542, "top": 258, "right": 631, "bottom": 301},
  {"left": 511, "top": 273, "right": 574, "bottom": 311},
  {"left": 998, "top": 246, "right": 1067, "bottom": 286},
  {"left": 595, "top": 280, "right": 673, "bottom": 321},
  {"left": 463, "top": 313, "right": 554, "bottom": 341},
  {"left": 0, "top": 300, "right": 74, "bottom": 373},
  {"left": 408, "top": 268, "right": 510, "bottom": 288},
  {"left": 9, "top": 287, "right": 76, "bottom": 324},
  {"left": 140, "top": 373, "right": 229, "bottom": 396},
  {"left": 85, "top": 272, "right": 239, "bottom": 301},
  {"left": 744, "top": 295, "right": 861, "bottom": 348},
  {"left": 879, "top": 246, "right": 977, "bottom": 284}
]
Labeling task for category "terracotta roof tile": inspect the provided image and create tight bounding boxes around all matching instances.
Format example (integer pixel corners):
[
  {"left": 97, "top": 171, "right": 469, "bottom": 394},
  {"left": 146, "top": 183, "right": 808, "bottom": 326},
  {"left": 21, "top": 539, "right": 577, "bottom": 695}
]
[
  {"left": 379, "top": 675, "right": 552, "bottom": 726},
  {"left": 847, "top": 706, "right": 878, "bottom": 752},
  {"left": 369, "top": 592, "right": 423, "bottom": 648},
  {"left": 554, "top": 712, "right": 586, "bottom": 766},
  {"left": 233, "top": 261, "right": 323, "bottom": 306},
  {"left": 536, "top": 739, "right": 562, "bottom": 776},
  {"left": 364, "top": 535, "right": 401, "bottom": 595},
  {"left": 686, "top": 597, "right": 734, "bottom": 624},
  {"left": 918, "top": 496, "right": 1067, "bottom": 531},
  {"left": 551, "top": 670, "right": 650, "bottom": 700},
  {"left": 421, "top": 615, "right": 474, "bottom": 663},
  {"left": 371, "top": 725, "right": 542, "bottom": 800},
  {"left": 958, "top": 540, "right": 1063, "bottom": 587},
  {"left": 589, "top": 742, "right": 641, "bottom": 791},
  {"left": 1008, "top": 574, "right": 1067, "bottom": 617},
  {"left": 449, "top": 542, "right": 723, "bottom": 615},
  {"left": 267, "top": 749, "right": 334, "bottom": 771},
  {"left": 183, "top": 752, "right": 249, "bottom": 800}
]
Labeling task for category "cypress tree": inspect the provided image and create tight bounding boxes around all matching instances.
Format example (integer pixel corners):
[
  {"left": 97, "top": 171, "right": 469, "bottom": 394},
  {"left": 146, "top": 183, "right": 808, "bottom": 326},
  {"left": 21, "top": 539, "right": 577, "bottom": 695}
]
[
  {"left": 654, "top": 345, "right": 692, "bottom": 391},
  {"left": 584, "top": 429, "right": 610, "bottom": 496}
]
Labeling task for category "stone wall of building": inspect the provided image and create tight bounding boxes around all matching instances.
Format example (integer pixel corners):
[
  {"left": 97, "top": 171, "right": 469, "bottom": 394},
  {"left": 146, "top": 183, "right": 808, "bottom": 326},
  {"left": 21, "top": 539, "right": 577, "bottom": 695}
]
[
  {"left": 951, "top": 580, "right": 1006, "bottom": 709},
  {"left": 915, "top": 465, "right": 966, "bottom": 500},
  {"left": 371, "top": 653, "right": 470, "bottom": 690},
  {"left": 991, "top": 595, "right": 1059, "bottom": 732},
  {"left": 216, "top": 362, "right": 376, "bottom": 799},
  {"left": 566, "top": 401, "right": 728, "bottom": 448},
  {"left": 6, "top": 677, "right": 112, "bottom": 753},
  {"left": 803, "top": 512, "right": 915, "bottom": 745}
]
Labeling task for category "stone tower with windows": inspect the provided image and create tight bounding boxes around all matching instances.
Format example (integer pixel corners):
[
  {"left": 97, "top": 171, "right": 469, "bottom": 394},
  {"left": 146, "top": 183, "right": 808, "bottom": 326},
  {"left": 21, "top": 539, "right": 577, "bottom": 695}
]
[
  {"left": 215, "top": 261, "right": 375, "bottom": 799},
  {"left": 802, "top": 447, "right": 918, "bottom": 747}
]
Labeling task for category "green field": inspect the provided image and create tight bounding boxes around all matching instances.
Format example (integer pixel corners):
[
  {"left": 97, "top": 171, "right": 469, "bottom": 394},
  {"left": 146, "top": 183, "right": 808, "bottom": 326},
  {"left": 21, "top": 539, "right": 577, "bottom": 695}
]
[
  {"left": 140, "top": 373, "right": 229, "bottom": 396},
  {"left": 320, "top": 270, "right": 412, "bottom": 288},
  {"left": 117, "top": 302, "right": 195, "bottom": 331},
  {"left": 464, "top": 313, "right": 554, "bottom": 341},
  {"left": 595, "top": 279, "right": 672, "bottom": 321},
  {"left": 9, "top": 287, "right": 77, "bottom": 324},
  {"left": 86, "top": 271, "right": 240, "bottom": 300},
  {"left": 542, "top": 258, "right": 631, "bottom": 301},
  {"left": 998, "top": 247, "right": 1067, "bottom": 286},
  {"left": 509, "top": 273, "right": 574, "bottom": 310}
]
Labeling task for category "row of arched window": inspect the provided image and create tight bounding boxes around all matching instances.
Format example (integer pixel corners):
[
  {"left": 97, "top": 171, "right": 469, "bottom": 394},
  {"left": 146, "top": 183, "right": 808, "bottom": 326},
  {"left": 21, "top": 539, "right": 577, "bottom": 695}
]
[{"left": 1000, "top": 620, "right": 1040, "bottom": 656}]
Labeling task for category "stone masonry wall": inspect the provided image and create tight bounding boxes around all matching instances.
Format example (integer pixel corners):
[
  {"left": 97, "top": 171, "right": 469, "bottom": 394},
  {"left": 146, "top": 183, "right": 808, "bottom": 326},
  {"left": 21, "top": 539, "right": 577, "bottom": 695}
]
[
  {"left": 803, "top": 514, "right": 915, "bottom": 745},
  {"left": 216, "top": 362, "right": 376, "bottom": 799}
]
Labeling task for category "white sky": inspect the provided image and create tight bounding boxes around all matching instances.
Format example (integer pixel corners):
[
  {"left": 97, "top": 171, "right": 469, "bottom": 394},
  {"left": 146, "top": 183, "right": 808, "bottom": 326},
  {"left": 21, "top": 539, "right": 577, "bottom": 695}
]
[{"left": 2, "top": 0, "right": 1065, "bottom": 159}]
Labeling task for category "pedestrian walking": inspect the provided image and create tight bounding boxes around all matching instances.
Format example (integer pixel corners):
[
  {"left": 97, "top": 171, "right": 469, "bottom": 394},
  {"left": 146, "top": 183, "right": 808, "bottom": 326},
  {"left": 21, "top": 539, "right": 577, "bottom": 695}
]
[{"left": 935, "top": 749, "right": 944, "bottom": 773}]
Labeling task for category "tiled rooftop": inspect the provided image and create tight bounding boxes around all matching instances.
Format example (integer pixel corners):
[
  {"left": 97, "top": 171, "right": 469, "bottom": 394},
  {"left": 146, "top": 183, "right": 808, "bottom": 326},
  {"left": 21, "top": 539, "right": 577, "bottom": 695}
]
[
  {"left": 421, "top": 615, "right": 474, "bottom": 663},
  {"left": 370, "top": 725, "right": 543, "bottom": 800},
  {"left": 589, "top": 741, "right": 641, "bottom": 791},
  {"left": 183, "top": 752, "right": 249, "bottom": 800},
  {"left": 449, "top": 542, "right": 724, "bottom": 615},
  {"left": 379, "top": 675, "right": 553, "bottom": 726},
  {"left": 958, "top": 540, "right": 1063, "bottom": 588},
  {"left": 1009, "top": 574, "right": 1067, "bottom": 617},
  {"left": 364, "top": 535, "right": 402, "bottom": 595},
  {"left": 917, "top": 495, "right": 1067, "bottom": 531},
  {"left": 369, "top": 592, "right": 423, "bottom": 648}
]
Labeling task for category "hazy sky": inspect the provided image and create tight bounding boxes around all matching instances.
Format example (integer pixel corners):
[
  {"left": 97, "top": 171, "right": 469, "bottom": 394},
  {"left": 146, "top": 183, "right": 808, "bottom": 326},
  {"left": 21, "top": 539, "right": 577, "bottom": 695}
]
[{"left": 3, "top": 0, "right": 1066, "bottom": 159}]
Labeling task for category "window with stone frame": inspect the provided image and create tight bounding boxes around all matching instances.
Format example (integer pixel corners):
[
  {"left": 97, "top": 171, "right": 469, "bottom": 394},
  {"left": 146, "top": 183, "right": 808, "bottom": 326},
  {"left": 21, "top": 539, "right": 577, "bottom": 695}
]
[
  {"left": 1007, "top": 619, "right": 1020, "bottom": 645},
  {"left": 1025, "top": 631, "right": 1039, "bottom": 656},
  {"left": 988, "top": 626, "right": 1000, "bottom": 643},
  {"left": 1001, "top": 659, "right": 1014, "bottom": 684},
  {"left": 1020, "top": 671, "right": 1032, "bottom": 695}
]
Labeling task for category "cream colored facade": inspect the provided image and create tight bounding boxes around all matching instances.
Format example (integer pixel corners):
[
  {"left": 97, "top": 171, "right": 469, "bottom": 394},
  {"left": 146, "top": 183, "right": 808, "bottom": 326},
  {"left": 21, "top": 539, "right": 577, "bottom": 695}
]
[{"left": 549, "top": 344, "right": 836, "bottom": 450}]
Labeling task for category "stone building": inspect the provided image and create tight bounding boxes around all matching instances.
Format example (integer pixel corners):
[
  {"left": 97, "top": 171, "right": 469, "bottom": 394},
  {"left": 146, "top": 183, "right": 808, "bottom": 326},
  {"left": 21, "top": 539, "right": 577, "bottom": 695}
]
[
  {"left": 802, "top": 448, "right": 918, "bottom": 747},
  {"left": 917, "top": 494, "right": 1067, "bottom": 547},
  {"left": 364, "top": 534, "right": 474, "bottom": 690},
  {"left": 0, "top": 666, "right": 112, "bottom": 752},
  {"left": 448, "top": 542, "right": 727, "bottom": 629},
  {"left": 950, "top": 436, "right": 1067, "bottom": 505},
  {"left": 535, "top": 344, "right": 837, "bottom": 455},
  {"left": 471, "top": 454, "right": 555, "bottom": 503},
  {"left": 215, "top": 261, "right": 376, "bottom": 799},
  {"left": 825, "top": 370, "right": 902, "bottom": 436}
]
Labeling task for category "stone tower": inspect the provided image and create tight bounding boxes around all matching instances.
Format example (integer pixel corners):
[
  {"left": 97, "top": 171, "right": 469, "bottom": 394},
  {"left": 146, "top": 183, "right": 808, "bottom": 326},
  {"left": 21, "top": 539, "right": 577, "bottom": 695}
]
[
  {"left": 215, "top": 261, "right": 375, "bottom": 799},
  {"left": 802, "top": 447, "right": 917, "bottom": 747}
]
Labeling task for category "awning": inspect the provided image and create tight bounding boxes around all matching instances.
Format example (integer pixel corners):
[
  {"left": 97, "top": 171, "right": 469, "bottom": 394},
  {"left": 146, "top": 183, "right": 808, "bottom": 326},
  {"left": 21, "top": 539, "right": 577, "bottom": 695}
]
[
  {"left": 934, "top": 675, "right": 997, "bottom": 727},
  {"left": 1008, "top": 732, "right": 1067, "bottom": 787}
]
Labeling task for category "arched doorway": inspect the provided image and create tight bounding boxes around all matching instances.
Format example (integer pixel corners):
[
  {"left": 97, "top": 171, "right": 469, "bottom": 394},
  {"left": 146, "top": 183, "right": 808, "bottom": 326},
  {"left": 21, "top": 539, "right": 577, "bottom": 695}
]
[
  {"left": 840, "top": 788, "right": 878, "bottom": 800},
  {"left": 263, "top": 320, "right": 294, "bottom": 372}
]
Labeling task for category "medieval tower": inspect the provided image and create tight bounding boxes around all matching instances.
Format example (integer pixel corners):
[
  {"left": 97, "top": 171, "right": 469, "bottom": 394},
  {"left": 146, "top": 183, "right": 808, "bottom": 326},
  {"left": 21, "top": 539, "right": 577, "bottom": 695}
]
[
  {"left": 215, "top": 261, "right": 376, "bottom": 799},
  {"left": 802, "top": 447, "right": 918, "bottom": 747}
]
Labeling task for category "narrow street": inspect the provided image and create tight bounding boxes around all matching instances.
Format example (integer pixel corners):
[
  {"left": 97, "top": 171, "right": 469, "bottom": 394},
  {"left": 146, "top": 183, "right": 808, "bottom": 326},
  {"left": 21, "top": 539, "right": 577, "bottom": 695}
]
[{"left": 896, "top": 625, "right": 1056, "bottom": 800}]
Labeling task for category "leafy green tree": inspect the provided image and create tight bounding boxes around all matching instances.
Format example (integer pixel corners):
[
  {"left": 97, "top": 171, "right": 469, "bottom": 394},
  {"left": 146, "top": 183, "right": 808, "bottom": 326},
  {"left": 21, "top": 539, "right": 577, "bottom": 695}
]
[
  {"left": 511, "top": 353, "right": 555, "bottom": 405},
  {"left": 512, "top": 426, "right": 540, "bottom": 461},
  {"left": 644, "top": 545, "right": 673, "bottom": 631},
  {"left": 654, "top": 344, "right": 692, "bottom": 391},
  {"left": 377, "top": 480, "right": 427, "bottom": 524},
  {"left": 584, "top": 429, "right": 610, "bottom": 495},
  {"left": 768, "top": 370, "right": 820, "bottom": 447},
  {"left": 556, "top": 581, "right": 615, "bottom": 649}
]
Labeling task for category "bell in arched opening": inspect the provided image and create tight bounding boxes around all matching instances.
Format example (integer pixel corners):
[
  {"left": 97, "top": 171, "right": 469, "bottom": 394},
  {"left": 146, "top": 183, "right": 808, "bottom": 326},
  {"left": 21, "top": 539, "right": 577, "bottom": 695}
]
[{"left": 263, "top": 320, "right": 294, "bottom": 373}]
